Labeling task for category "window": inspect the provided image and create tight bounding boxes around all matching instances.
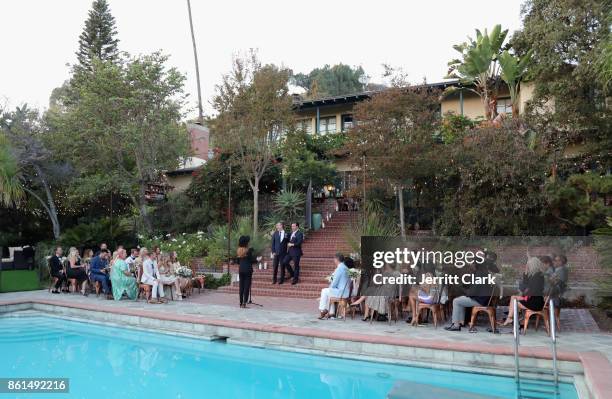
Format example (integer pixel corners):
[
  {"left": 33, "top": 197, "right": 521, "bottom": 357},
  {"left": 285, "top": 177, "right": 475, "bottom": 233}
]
[
  {"left": 318, "top": 116, "right": 336, "bottom": 134},
  {"left": 297, "top": 119, "right": 313, "bottom": 134},
  {"left": 341, "top": 114, "right": 353, "bottom": 132},
  {"left": 496, "top": 98, "right": 512, "bottom": 115}
]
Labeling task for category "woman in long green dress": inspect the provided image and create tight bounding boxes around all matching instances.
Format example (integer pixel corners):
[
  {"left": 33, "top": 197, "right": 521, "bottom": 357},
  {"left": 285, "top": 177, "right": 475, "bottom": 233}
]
[{"left": 111, "top": 250, "right": 138, "bottom": 300}]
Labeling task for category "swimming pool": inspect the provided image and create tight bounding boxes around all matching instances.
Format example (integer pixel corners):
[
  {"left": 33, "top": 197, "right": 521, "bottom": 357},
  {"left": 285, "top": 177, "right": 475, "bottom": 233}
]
[{"left": 1, "top": 315, "right": 578, "bottom": 399}]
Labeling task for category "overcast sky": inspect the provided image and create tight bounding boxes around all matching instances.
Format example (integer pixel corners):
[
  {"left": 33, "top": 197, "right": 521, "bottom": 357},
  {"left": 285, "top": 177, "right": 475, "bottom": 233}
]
[{"left": 0, "top": 0, "right": 524, "bottom": 118}]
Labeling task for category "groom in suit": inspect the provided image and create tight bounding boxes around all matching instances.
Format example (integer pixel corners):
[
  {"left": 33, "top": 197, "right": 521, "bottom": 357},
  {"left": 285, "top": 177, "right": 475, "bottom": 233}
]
[
  {"left": 282, "top": 222, "right": 303, "bottom": 285},
  {"left": 271, "top": 222, "right": 289, "bottom": 284}
]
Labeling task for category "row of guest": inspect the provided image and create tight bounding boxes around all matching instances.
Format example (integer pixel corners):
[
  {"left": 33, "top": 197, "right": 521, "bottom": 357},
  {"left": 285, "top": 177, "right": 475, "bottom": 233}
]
[{"left": 50, "top": 244, "right": 189, "bottom": 303}]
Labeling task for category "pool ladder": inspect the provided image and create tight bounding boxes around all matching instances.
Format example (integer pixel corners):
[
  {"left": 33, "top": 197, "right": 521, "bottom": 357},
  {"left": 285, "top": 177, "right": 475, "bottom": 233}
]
[{"left": 513, "top": 298, "right": 560, "bottom": 399}]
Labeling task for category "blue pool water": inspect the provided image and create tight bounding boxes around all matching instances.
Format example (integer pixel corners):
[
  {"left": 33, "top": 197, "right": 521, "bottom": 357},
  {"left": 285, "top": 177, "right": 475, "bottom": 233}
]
[{"left": 0, "top": 315, "right": 578, "bottom": 399}]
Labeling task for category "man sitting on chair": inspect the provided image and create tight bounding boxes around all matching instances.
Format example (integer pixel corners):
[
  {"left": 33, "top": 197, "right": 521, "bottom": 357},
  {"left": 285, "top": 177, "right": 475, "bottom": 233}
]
[
  {"left": 318, "top": 253, "right": 350, "bottom": 319},
  {"left": 90, "top": 249, "right": 111, "bottom": 298}
]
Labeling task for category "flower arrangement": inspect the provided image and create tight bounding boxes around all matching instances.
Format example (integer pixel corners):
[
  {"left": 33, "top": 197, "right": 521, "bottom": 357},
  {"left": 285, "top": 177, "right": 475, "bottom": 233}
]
[
  {"left": 348, "top": 268, "right": 361, "bottom": 279},
  {"left": 174, "top": 266, "right": 193, "bottom": 278}
]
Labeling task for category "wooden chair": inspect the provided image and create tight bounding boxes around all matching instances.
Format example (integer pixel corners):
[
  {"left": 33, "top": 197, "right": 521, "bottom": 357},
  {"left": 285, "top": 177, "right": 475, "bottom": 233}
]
[
  {"left": 329, "top": 279, "right": 352, "bottom": 320},
  {"left": 136, "top": 264, "right": 152, "bottom": 301},
  {"left": 413, "top": 283, "right": 444, "bottom": 328},
  {"left": 523, "top": 295, "right": 551, "bottom": 335},
  {"left": 469, "top": 285, "right": 499, "bottom": 332}
]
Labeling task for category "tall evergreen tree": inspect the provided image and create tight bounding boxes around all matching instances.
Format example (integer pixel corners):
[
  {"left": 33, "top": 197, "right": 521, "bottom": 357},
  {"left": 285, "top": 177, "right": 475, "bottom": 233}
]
[{"left": 76, "top": 0, "right": 119, "bottom": 70}]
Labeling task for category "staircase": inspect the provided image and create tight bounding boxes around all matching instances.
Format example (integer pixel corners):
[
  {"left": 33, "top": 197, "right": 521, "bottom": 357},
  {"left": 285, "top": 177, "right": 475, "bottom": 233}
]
[{"left": 218, "top": 211, "right": 356, "bottom": 299}]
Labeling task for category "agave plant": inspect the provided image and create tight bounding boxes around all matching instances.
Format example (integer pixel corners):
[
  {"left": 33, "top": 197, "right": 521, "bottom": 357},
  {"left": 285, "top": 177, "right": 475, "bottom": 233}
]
[
  {"left": 0, "top": 134, "right": 25, "bottom": 207},
  {"left": 499, "top": 50, "right": 533, "bottom": 117},
  {"left": 447, "top": 25, "right": 508, "bottom": 120},
  {"left": 272, "top": 189, "right": 305, "bottom": 224}
]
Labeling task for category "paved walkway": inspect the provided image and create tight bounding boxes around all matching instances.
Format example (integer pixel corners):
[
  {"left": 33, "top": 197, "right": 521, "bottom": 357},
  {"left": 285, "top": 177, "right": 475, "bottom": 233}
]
[{"left": 2, "top": 289, "right": 611, "bottom": 363}]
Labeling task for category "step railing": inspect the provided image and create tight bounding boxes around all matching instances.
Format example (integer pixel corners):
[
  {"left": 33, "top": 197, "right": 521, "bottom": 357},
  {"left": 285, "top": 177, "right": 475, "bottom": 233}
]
[{"left": 513, "top": 297, "right": 561, "bottom": 399}]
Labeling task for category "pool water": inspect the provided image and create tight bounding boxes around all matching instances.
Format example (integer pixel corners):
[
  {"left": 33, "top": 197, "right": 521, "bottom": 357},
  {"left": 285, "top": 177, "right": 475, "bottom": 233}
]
[{"left": 0, "top": 315, "right": 578, "bottom": 399}]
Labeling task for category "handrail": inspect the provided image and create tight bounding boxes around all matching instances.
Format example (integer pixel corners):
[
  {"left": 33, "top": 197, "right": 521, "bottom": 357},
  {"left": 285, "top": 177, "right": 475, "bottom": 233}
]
[
  {"left": 513, "top": 298, "right": 520, "bottom": 384},
  {"left": 549, "top": 298, "right": 559, "bottom": 389}
]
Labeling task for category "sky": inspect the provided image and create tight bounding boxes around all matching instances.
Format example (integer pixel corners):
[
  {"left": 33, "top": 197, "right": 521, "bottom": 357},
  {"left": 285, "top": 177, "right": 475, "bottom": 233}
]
[{"left": 0, "top": 0, "right": 524, "bottom": 118}]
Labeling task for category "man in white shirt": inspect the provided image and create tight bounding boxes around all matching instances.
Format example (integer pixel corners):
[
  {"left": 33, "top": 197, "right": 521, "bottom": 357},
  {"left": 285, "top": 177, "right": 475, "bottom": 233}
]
[{"left": 140, "top": 248, "right": 165, "bottom": 304}]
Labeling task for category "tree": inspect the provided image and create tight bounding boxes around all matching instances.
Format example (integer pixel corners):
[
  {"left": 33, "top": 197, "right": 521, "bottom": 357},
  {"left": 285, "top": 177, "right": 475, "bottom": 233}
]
[
  {"left": 447, "top": 25, "right": 508, "bottom": 120},
  {"left": 48, "top": 53, "right": 189, "bottom": 232},
  {"left": 344, "top": 86, "right": 441, "bottom": 237},
  {"left": 1, "top": 106, "right": 69, "bottom": 239},
  {"left": 76, "top": 0, "right": 120, "bottom": 71},
  {"left": 293, "top": 64, "right": 367, "bottom": 97},
  {"left": 212, "top": 53, "right": 294, "bottom": 236},
  {"left": 281, "top": 130, "right": 337, "bottom": 191},
  {"left": 436, "top": 119, "right": 548, "bottom": 236},
  {"left": 498, "top": 49, "right": 533, "bottom": 117},
  {"left": 511, "top": 0, "right": 611, "bottom": 172},
  {"left": 186, "top": 0, "right": 204, "bottom": 124},
  {"left": 0, "top": 134, "right": 24, "bottom": 207}
]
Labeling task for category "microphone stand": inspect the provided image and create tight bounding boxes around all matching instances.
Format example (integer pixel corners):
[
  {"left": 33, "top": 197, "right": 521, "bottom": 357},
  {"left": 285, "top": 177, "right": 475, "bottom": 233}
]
[{"left": 247, "top": 262, "right": 263, "bottom": 307}]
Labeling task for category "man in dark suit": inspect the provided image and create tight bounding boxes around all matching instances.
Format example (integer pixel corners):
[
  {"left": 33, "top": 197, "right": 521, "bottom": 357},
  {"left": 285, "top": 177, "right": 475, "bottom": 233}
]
[
  {"left": 271, "top": 222, "right": 289, "bottom": 284},
  {"left": 282, "top": 222, "right": 304, "bottom": 285},
  {"left": 49, "top": 246, "right": 67, "bottom": 294}
]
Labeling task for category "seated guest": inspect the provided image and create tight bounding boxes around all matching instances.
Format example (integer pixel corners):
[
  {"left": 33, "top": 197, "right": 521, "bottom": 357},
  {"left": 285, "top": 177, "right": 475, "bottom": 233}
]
[
  {"left": 96, "top": 242, "right": 109, "bottom": 256},
  {"left": 49, "top": 246, "right": 67, "bottom": 294},
  {"left": 170, "top": 251, "right": 190, "bottom": 298},
  {"left": 417, "top": 273, "right": 439, "bottom": 304},
  {"left": 82, "top": 249, "right": 94, "bottom": 270},
  {"left": 500, "top": 257, "right": 546, "bottom": 326},
  {"left": 90, "top": 250, "right": 111, "bottom": 298},
  {"left": 126, "top": 248, "right": 139, "bottom": 267},
  {"left": 110, "top": 248, "right": 138, "bottom": 300},
  {"left": 363, "top": 264, "right": 400, "bottom": 321},
  {"left": 445, "top": 262, "right": 495, "bottom": 332},
  {"left": 140, "top": 248, "right": 166, "bottom": 304},
  {"left": 158, "top": 255, "right": 182, "bottom": 301},
  {"left": 66, "top": 247, "right": 89, "bottom": 296},
  {"left": 547, "top": 254, "right": 569, "bottom": 307},
  {"left": 318, "top": 253, "right": 350, "bottom": 319}
]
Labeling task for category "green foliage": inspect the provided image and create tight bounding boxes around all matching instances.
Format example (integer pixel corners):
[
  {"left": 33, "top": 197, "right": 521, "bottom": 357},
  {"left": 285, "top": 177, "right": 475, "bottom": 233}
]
[
  {"left": 447, "top": 24, "right": 509, "bottom": 120},
  {"left": 438, "top": 113, "right": 475, "bottom": 144},
  {"left": 593, "top": 217, "right": 612, "bottom": 309},
  {"left": 48, "top": 52, "right": 189, "bottom": 232},
  {"left": 511, "top": 0, "right": 611, "bottom": 170},
  {"left": 292, "top": 64, "right": 367, "bottom": 97},
  {"left": 436, "top": 120, "right": 548, "bottom": 236},
  {"left": 0, "top": 133, "right": 24, "bottom": 207},
  {"left": 498, "top": 49, "right": 533, "bottom": 116},
  {"left": 59, "top": 217, "right": 135, "bottom": 249},
  {"left": 271, "top": 189, "right": 305, "bottom": 224},
  {"left": 204, "top": 216, "right": 267, "bottom": 267},
  {"left": 203, "top": 273, "right": 231, "bottom": 289},
  {"left": 139, "top": 231, "right": 208, "bottom": 265},
  {"left": 76, "top": 0, "right": 119, "bottom": 70},
  {"left": 545, "top": 174, "right": 612, "bottom": 232},
  {"left": 345, "top": 202, "right": 399, "bottom": 253},
  {"left": 212, "top": 53, "right": 294, "bottom": 235},
  {"left": 281, "top": 130, "right": 337, "bottom": 191}
]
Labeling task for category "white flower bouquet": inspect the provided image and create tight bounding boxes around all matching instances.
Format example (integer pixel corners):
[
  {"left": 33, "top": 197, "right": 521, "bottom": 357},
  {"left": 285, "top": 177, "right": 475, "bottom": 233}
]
[
  {"left": 175, "top": 266, "right": 193, "bottom": 278},
  {"left": 348, "top": 268, "right": 361, "bottom": 279}
]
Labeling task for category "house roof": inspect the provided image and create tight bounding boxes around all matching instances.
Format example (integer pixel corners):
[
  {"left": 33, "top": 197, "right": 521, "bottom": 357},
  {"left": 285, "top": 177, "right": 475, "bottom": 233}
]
[
  {"left": 166, "top": 156, "right": 206, "bottom": 176},
  {"left": 294, "top": 80, "right": 464, "bottom": 110}
]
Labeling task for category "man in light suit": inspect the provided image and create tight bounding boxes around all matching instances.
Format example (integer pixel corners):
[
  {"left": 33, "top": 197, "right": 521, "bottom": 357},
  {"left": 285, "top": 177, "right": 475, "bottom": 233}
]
[
  {"left": 318, "top": 253, "right": 350, "bottom": 319},
  {"left": 282, "top": 222, "right": 303, "bottom": 285},
  {"left": 271, "top": 222, "right": 289, "bottom": 284},
  {"left": 141, "top": 248, "right": 166, "bottom": 304}
]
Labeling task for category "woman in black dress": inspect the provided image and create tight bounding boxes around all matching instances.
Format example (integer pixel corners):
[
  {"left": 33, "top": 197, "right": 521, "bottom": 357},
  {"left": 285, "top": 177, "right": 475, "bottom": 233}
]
[
  {"left": 66, "top": 247, "right": 89, "bottom": 296},
  {"left": 236, "top": 236, "right": 260, "bottom": 308},
  {"left": 501, "top": 256, "right": 545, "bottom": 326}
]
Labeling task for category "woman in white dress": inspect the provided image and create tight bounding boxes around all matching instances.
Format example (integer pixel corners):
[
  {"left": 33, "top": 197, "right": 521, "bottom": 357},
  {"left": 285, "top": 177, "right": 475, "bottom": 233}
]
[
  {"left": 170, "top": 251, "right": 191, "bottom": 298},
  {"left": 158, "top": 254, "right": 182, "bottom": 300}
]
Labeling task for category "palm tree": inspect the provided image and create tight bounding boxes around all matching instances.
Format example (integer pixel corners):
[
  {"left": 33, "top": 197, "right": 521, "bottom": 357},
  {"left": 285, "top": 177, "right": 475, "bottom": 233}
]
[
  {"left": 0, "top": 135, "right": 24, "bottom": 207},
  {"left": 186, "top": 0, "right": 204, "bottom": 125},
  {"left": 499, "top": 50, "right": 533, "bottom": 117},
  {"left": 447, "top": 25, "right": 508, "bottom": 120}
]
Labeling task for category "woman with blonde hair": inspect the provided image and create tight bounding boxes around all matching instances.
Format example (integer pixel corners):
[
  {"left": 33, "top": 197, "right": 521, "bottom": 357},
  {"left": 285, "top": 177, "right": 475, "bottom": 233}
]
[
  {"left": 158, "top": 254, "right": 182, "bottom": 301},
  {"left": 500, "top": 256, "right": 546, "bottom": 326},
  {"left": 66, "top": 247, "right": 89, "bottom": 295},
  {"left": 170, "top": 251, "right": 191, "bottom": 298}
]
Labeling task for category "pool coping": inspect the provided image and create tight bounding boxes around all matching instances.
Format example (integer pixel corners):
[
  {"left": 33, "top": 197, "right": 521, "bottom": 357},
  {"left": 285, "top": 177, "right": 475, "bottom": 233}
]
[{"left": 2, "top": 298, "right": 611, "bottom": 399}]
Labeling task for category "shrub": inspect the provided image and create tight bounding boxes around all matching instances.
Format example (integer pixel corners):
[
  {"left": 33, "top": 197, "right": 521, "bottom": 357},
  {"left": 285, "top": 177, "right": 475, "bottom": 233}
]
[{"left": 139, "top": 231, "right": 208, "bottom": 265}]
